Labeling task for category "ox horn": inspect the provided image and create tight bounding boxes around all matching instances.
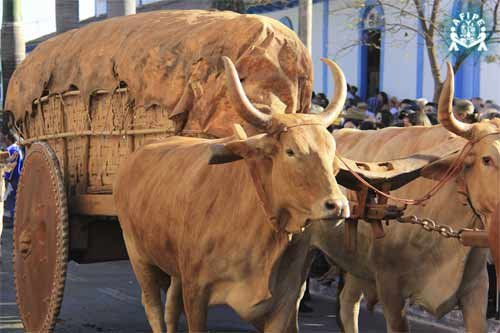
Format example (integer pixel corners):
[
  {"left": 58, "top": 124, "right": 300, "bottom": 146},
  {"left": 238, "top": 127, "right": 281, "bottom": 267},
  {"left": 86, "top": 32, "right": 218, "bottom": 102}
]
[
  {"left": 438, "top": 62, "right": 474, "bottom": 139},
  {"left": 222, "top": 56, "right": 272, "bottom": 130},
  {"left": 319, "top": 58, "right": 347, "bottom": 127}
]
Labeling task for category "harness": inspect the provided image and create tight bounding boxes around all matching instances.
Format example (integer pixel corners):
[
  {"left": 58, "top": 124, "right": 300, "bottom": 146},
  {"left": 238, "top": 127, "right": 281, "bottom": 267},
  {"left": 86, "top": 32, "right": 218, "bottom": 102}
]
[{"left": 337, "top": 131, "right": 500, "bottom": 208}]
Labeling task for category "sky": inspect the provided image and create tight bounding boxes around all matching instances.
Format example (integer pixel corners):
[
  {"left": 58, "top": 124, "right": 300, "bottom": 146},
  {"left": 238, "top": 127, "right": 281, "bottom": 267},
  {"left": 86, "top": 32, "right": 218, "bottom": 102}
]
[
  {"left": 0, "top": 0, "right": 163, "bottom": 41},
  {"left": 0, "top": 0, "right": 96, "bottom": 41}
]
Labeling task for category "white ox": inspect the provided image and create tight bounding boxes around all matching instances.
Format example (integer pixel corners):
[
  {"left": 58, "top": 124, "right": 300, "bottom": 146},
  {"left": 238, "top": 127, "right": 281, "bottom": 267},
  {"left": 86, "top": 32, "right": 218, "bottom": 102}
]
[
  {"left": 311, "top": 63, "right": 500, "bottom": 332},
  {"left": 114, "top": 57, "right": 351, "bottom": 333}
]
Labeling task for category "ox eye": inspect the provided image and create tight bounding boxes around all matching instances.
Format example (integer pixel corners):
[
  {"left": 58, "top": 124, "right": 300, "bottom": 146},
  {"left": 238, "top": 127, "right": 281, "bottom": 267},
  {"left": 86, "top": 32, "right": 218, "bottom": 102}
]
[
  {"left": 286, "top": 148, "right": 295, "bottom": 157},
  {"left": 482, "top": 156, "right": 493, "bottom": 166}
]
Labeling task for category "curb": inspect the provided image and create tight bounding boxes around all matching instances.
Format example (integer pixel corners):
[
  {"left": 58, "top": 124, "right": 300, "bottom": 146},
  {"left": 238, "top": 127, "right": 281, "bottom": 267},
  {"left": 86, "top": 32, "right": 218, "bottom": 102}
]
[{"left": 310, "top": 279, "right": 500, "bottom": 332}]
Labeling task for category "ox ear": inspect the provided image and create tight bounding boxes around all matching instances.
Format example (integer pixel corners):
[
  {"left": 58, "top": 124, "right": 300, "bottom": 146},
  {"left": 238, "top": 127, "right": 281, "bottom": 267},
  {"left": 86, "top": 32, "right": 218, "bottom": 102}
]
[
  {"left": 420, "top": 152, "right": 460, "bottom": 180},
  {"left": 208, "top": 135, "right": 277, "bottom": 165}
]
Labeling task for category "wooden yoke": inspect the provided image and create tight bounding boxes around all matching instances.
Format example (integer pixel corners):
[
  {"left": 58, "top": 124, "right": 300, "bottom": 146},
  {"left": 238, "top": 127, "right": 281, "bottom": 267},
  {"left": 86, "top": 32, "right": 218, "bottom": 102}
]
[
  {"left": 337, "top": 153, "right": 436, "bottom": 253},
  {"left": 344, "top": 184, "right": 405, "bottom": 253},
  {"left": 344, "top": 188, "right": 367, "bottom": 253},
  {"left": 337, "top": 148, "right": 465, "bottom": 253}
]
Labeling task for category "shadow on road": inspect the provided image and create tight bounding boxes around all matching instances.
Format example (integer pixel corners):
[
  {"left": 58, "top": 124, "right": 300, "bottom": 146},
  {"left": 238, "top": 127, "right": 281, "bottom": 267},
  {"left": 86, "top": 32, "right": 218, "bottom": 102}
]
[
  {"left": 1, "top": 228, "right": 23, "bottom": 333},
  {"left": 1, "top": 226, "right": 454, "bottom": 333}
]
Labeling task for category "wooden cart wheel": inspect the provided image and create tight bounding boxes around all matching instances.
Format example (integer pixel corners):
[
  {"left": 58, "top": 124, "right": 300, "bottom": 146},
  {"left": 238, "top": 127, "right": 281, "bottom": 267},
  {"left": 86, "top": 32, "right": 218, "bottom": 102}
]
[{"left": 13, "top": 142, "right": 69, "bottom": 333}]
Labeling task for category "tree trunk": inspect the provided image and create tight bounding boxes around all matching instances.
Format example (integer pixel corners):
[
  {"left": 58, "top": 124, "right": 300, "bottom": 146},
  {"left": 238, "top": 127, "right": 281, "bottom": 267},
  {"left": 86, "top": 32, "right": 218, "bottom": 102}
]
[
  {"left": 299, "top": 0, "right": 312, "bottom": 53},
  {"left": 1, "top": 0, "right": 25, "bottom": 106},
  {"left": 55, "top": 0, "right": 79, "bottom": 33},
  {"left": 425, "top": 37, "right": 443, "bottom": 102},
  {"left": 433, "top": 81, "right": 443, "bottom": 103},
  {"left": 107, "top": 0, "right": 136, "bottom": 18}
]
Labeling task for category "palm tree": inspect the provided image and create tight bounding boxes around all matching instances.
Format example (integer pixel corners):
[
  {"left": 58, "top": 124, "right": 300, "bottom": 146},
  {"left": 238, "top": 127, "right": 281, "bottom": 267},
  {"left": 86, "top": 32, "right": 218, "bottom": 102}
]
[{"left": 1, "top": 0, "right": 25, "bottom": 105}]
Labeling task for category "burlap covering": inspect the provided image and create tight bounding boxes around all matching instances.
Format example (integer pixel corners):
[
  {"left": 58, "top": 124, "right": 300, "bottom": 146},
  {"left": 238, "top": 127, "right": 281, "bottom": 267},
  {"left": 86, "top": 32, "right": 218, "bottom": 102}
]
[{"left": 5, "top": 10, "right": 312, "bottom": 138}]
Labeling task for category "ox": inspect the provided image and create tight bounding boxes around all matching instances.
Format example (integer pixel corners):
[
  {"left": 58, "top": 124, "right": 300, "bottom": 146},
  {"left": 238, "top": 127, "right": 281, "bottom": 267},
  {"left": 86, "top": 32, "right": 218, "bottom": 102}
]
[
  {"left": 114, "top": 57, "right": 350, "bottom": 333},
  {"left": 311, "top": 62, "right": 500, "bottom": 332}
]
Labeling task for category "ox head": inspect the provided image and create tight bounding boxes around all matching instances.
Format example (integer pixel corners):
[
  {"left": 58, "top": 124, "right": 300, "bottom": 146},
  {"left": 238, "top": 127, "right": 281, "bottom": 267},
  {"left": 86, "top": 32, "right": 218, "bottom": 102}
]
[
  {"left": 422, "top": 62, "right": 500, "bottom": 270},
  {"left": 210, "top": 56, "right": 349, "bottom": 233}
]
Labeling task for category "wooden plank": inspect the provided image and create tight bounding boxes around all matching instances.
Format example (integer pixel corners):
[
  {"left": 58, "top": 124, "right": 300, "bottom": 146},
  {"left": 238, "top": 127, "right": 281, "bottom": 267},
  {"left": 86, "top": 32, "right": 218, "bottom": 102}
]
[
  {"left": 460, "top": 230, "right": 489, "bottom": 248},
  {"left": 71, "top": 194, "right": 117, "bottom": 216},
  {"left": 20, "top": 128, "right": 178, "bottom": 144}
]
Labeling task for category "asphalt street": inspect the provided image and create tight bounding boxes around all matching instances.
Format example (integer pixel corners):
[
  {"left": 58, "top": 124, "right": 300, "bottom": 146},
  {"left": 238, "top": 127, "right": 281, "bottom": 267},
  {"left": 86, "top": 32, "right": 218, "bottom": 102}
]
[{"left": 1, "top": 228, "right": 458, "bottom": 332}]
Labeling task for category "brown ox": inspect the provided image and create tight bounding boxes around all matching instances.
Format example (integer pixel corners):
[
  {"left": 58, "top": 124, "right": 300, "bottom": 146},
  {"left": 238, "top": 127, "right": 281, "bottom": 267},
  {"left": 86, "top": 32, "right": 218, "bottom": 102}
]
[
  {"left": 311, "top": 63, "right": 500, "bottom": 332},
  {"left": 114, "top": 57, "right": 349, "bottom": 333}
]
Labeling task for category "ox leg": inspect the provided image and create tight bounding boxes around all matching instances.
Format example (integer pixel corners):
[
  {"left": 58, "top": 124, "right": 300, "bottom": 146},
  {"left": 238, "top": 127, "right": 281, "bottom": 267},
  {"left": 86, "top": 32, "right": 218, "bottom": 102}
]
[
  {"left": 339, "top": 273, "right": 364, "bottom": 333},
  {"left": 129, "top": 259, "right": 166, "bottom": 333},
  {"left": 261, "top": 283, "right": 304, "bottom": 333},
  {"left": 165, "top": 277, "right": 183, "bottom": 333},
  {"left": 460, "top": 267, "right": 488, "bottom": 333},
  {"left": 376, "top": 274, "right": 409, "bottom": 333},
  {"left": 263, "top": 310, "right": 299, "bottom": 333},
  {"left": 182, "top": 285, "right": 209, "bottom": 332}
]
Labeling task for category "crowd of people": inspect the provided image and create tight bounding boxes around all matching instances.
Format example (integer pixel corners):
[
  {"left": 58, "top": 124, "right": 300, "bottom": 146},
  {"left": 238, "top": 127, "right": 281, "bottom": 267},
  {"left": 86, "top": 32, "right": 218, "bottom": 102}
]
[{"left": 311, "top": 84, "right": 500, "bottom": 132}]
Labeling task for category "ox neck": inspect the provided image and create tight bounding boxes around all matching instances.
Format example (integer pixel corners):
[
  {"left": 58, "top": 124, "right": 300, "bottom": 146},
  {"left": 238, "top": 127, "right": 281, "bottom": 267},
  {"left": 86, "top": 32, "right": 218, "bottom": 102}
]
[
  {"left": 457, "top": 168, "right": 486, "bottom": 229},
  {"left": 244, "top": 158, "right": 305, "bottom": 238},
  {"left": 244, "top": 159, "right": 281, "bottom": 231}
]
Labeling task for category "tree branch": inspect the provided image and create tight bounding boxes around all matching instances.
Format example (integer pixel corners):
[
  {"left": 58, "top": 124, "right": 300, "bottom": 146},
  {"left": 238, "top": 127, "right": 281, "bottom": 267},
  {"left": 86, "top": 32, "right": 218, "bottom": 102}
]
[
  {"left": 385, "top": 1, "right": 444, "bottom": 34},
  {"left": 429, "top": 0, "right": 441, "bottom": 39}
]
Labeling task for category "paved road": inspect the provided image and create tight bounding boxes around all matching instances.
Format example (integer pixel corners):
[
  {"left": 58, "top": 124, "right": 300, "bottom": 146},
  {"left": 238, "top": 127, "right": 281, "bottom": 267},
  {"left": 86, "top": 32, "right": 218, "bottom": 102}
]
[{"left": 1, "top": 228, "right": 455, "bottom": 332}]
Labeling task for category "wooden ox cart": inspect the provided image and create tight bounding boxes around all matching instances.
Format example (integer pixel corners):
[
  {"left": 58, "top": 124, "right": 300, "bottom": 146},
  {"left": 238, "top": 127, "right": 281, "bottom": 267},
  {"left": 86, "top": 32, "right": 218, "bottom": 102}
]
[
  {"left": 3, "top": 10, "right": 316, "bottom": 332},
  {"left": 2, "top": 10, "right": 453, "bottom": 333}
]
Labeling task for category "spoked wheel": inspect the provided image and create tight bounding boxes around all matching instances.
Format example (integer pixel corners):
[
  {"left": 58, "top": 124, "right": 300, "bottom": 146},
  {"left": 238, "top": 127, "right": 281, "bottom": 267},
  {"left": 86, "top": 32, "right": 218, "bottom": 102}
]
[{"left": 13, "top": 142, "right": 69, "bottom": 333}]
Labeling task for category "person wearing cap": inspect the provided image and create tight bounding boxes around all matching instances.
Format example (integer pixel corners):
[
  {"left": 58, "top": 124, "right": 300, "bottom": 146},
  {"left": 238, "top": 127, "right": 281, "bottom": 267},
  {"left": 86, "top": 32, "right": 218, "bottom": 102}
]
[
  {"left": 343, "top": 105, "right": 367, "bottom": 127},
  {"left": 412, "top": 98, "right": 432, "bottom": 126},
  {"left": 453, "top": 99, "right": 476, "bottom": 123},
  {"left": 357, "top": 102, "right": 374, "bottom": 118},
  {"left": 416, "top": 98, "right": 428, "bottom": 112}
]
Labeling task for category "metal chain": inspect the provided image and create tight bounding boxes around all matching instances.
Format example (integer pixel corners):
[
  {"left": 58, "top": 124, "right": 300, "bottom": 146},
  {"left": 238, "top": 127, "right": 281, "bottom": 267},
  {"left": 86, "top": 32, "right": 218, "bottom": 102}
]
[{"left": 396, "top": 215, "right": 473, "bottom": 239}]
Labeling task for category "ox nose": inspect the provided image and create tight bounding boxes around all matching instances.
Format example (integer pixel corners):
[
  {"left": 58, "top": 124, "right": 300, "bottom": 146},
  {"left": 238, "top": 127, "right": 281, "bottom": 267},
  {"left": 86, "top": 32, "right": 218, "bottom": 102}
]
[
  {"left": 324, "top": 199, "right": 338, "bottom": 211},
  {"left": 324, "top": 199, "right": 350, "bottom": 219}
]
